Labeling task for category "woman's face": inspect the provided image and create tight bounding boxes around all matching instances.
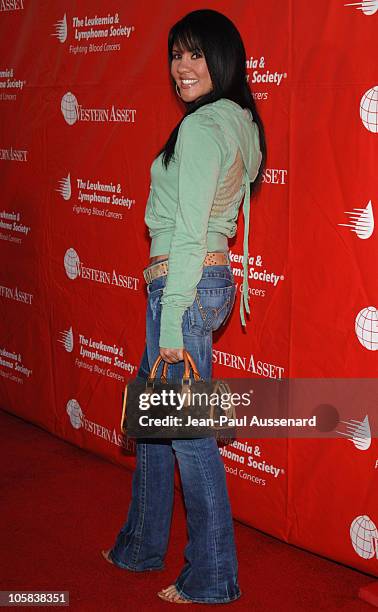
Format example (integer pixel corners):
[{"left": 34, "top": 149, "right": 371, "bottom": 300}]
[{"left": 171, "top": 45, "right": 213, "bottom": 103}]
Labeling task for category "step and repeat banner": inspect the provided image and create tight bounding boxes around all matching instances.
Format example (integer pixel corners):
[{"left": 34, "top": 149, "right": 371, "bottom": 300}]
[{"left": 0, "top": 0, "right": 377, "bottom": 578}]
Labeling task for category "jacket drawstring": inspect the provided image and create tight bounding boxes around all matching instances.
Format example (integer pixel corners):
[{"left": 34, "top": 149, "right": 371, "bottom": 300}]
[{"left": 240, "top": 169, "right": 251, "bottom": 327}]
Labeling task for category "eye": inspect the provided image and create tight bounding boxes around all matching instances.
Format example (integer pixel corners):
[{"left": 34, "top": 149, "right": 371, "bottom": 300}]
[{"left": 171, "top": 49, "right": 203, "bottom": 61}]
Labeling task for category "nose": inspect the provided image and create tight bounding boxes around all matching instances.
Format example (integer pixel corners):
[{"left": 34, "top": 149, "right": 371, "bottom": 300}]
[{"left": 176, "top": 56, "right": 191, "bottom": 73}]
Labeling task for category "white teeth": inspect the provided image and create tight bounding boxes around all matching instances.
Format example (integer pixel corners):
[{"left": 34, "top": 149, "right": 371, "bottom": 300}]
[{"left": 182, "top": 79, "right": 198, "bottom": 85}]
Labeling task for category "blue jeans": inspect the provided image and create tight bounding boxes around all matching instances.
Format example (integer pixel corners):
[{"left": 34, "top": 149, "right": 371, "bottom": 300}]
[{"left": 109, "top": 262, "right": 241, "bottom": 604}]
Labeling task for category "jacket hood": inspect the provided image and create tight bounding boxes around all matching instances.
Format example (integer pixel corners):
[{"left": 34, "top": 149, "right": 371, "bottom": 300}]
[
  {"left": 197, "top": 98, "right": 262, "bottom": 181},
  {"left": 195, "top": 98, "right": 262, "bottom": 327}
]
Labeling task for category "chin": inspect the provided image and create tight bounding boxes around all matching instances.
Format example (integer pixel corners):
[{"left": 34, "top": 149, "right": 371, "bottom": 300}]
[
  {"left": 182, "top": 94, "right": 198, "bottom": 102},
  {"left": 182, "top": 90, "right": 207, "bottom": 103}
]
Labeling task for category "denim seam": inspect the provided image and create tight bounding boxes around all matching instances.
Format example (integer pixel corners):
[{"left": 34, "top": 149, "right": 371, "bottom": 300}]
[
  {"left": 130, "top": 443, "right": 147, "bottom": 568},
  {"left": 187, "top": 440, "right": 219, "bottom": 594},
  {"left": 221, "top": 285, "right": 236, "bottom": 328}
]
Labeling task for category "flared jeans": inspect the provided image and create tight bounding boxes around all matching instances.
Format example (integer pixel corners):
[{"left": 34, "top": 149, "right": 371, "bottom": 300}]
[{"left": 109, "top": 262, "right": 241, "bottom": 604}]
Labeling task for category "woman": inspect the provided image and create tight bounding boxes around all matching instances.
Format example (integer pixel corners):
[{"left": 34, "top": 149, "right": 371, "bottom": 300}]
[{"left": 102, "top": 9, "right": 266, "bottom": 604}]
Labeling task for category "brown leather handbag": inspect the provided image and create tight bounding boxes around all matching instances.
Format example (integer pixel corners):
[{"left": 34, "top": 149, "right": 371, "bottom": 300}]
[{"left": 121, "top": 349, "right": 236, "bottom": 440}]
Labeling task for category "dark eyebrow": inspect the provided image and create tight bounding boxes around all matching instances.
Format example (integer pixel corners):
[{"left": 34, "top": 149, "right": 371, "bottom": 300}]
[{"left": 172, "top": 47, "right": 201, "bottom": 54}]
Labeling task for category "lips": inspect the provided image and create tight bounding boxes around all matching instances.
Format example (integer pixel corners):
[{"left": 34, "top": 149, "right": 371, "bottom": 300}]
[{"left": 180, "top": 79, "right": 199, "bottom": 88}]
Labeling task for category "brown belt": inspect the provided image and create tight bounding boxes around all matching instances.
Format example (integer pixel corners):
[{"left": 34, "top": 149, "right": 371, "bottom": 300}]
[{"left": 143, "top": 251, "right": 230, "bottom": 284}]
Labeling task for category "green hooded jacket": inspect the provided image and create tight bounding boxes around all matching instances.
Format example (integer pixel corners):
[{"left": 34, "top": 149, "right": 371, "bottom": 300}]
[{"left": 145, "top": 97, "right": 262, "bottom": 348}]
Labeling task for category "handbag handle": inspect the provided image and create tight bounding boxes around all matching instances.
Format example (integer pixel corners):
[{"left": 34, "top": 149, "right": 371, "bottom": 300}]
[
  {"left": 162, "top": 350, "right": 202, "bottom": 383},
  {"left": 148, "top": 349, "right": 201, "bottom": 383}
]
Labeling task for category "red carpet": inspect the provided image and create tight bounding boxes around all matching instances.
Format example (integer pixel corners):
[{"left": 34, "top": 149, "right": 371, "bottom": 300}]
[{"left": 0, "top": 408, "right": 374, "bottom": 611}]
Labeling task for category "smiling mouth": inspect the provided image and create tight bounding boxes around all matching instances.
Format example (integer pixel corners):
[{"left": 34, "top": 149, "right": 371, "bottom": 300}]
[{"left": 180, "top": 79, "right": 199, "bottom": 88}]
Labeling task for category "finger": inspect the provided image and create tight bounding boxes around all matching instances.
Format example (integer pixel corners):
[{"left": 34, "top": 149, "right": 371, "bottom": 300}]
[
  {"left": 160, "top": 349, "right": 181, "bottom": 363},
  {"left": 160, "top": 351, "right": 175, "bottom": 363}
]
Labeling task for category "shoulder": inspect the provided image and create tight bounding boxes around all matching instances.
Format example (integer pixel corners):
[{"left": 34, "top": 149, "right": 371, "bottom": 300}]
[
  {"left": 179, "top": 99, "right": 231, "bottom": 128},
  {"left": 177, "top": 104, "right": 229, "bottom": 155}
]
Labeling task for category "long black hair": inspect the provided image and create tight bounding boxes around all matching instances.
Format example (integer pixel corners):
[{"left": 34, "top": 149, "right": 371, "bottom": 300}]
[{"left": 157, "top": 9, "right": 267, "bottom": 197}]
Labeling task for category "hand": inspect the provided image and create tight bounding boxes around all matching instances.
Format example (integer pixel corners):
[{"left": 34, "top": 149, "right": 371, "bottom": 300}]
[{"left": 160, "top": 347, "right": 184, "bottom": 363}]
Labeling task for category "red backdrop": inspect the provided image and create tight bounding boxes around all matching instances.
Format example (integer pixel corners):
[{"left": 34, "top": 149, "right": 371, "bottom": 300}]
[{"left": 1, "top": 0, "right": 377, "bottom": 578}]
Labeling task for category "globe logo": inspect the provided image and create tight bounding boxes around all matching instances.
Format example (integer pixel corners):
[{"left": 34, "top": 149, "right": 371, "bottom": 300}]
[
  {"left": 52, "top": 13, "right": 67, "bottom": 43},
  {"left": 66, "top": 399, "right": 83, "bottom": 430},
  {"left": 355, "top": 306, "right": 378, "bottom": 350},
  {"left": 350, "top": 515, "right": 378, "bottom": 560},
  {"left": 64, "top": 248, "right": 80, "bottom": 280},
  {"left": 61, "top": 92, "right": 79, "bottom": 126},
  {"left": 56, "top": 173, "right": 71, "bottom": 201},
  {"left": 360, "top": 86, "right": 378, "bottom": 133}
]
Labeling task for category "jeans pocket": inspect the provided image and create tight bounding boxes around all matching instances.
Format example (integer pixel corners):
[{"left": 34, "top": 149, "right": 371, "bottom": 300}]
[{"left": 187, "top": 285, "right": 236, "bottom": 335}]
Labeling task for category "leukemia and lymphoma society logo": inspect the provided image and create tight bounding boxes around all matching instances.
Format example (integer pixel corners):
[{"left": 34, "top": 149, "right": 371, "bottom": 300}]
[
  {"left": 57, "top": 173, "right": 71, "bottom": 200},
  {"left": 245, "top": 55, "right": 287, "bottom": 102},
  {"left": 355, "top": 306, "right": 378, "bottom": 350},
  {"left": 56, "top": 172, "right": 135, "bottom": 221},
  {"left": 339, "top": 200, "right": 374, "bottom": 239},
  {"left": 336, "top": 414, "right": 372, "bottom": 450},
  {"left": 63, "top": 247, "right": 139, "bottom": 290},
  {"left": 350, "top": 515, "right": 378, "bottom": 560},
  {"left": 61, "top": 92, "right": 136, "bottom": 125},
  {"left": 228, "top": 250, "right": 284, "bottom": 301},
  {"left": 0, "top": 346, "right": 32, "bottom": 385},
  {"left": 345, "top": 1, "right": 378, "bottom": 16},
  {"left": 0, "top": 68, "right": 26, "bottom": 102},
  {"left": 0, "top": 210, "right": 30, "bottom": 245},
  {"left": 59, "top": 326, "right": 74, "bottom": 352},
  {"left": 52, "top": 12, "right": 135, "bottom": 54},
  {"left": 360, "top": 86, "right": 378, "bottom": 133},
  {"left": 53, "top": 13, "right": 67, "bottom": 43},
  {"left": 219, "top": 440, "right": 285, "bottom": 485},
  {"left": 58, "top": 324, "right": 136, "bottom": 379}
]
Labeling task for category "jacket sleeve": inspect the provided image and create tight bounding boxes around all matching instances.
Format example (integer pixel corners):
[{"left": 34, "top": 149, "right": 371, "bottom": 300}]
[{"left": 159, "top": 113, "right": 227, "bottom": 348}]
